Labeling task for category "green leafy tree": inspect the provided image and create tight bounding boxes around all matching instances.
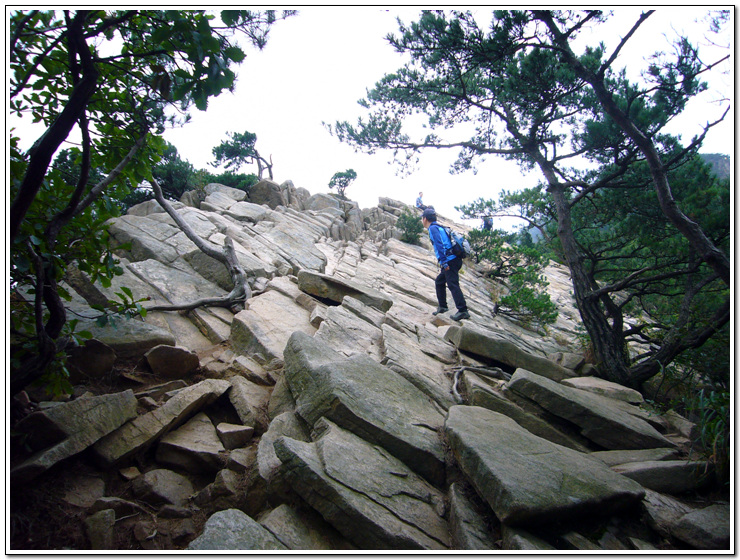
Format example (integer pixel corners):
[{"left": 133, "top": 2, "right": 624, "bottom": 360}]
[
  {"left": 9, "top": 9, "right": 293, "bottom": 396},
  {"left": 117, "top": 142, "right": 199, "bottom": 210},
  {"left": 51, "top": 148, "right": 107, "bottom": 193},
  {"left": 207, "top": 170, "right": 260, "bottom": 192},
  {"left": 151, "top": 142, "right": 197, "bottom": 201},
  {"left": 466, "top": 228, "right": 557, "bottom": 327},
  {"left": 212, "top": 130, "right": 273, "bottom": 179},
  {"left": 331, "top": 10, "right": 729, "bottom": 390},
  {"left": 396, "top": 208, "right": 424, "bottom": 244},
  {"left": 328, "top": 168, "right": 357, "bottom": 198}
]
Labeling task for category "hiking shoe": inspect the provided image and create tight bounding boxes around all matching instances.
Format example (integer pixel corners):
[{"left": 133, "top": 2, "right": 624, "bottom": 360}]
[
  {"left": 432, "top": 306, "right": 449, "bottom": 315},
  {"left": 450, "top": 310, "right": 470, "bottom": 321}
]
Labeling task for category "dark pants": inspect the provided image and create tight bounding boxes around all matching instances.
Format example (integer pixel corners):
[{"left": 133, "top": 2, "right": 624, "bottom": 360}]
[{"left": 435, "top": 256, "right": 467, "bottom": 311}]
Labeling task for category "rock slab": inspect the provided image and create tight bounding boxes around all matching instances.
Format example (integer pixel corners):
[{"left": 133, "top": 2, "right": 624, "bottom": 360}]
[
  {"left": 445, "top": 324, "right": 574, "bottom": 381},
  {"left": 297, "top": 270, "right": 393, "bottom": 312},
  {"left": 283, "top": 331, "right": 446, "bottom": 485},
  {"left": 444, "top": 406, "right": 645, "bottom": 528},
  {"left": 187, "top": 509, "right": 287, "bottom": 550},
  {"left": 506, "top": 369, "right": 675, "bottom": 450},
  {"left": 156, "top": 412, "right": 226, "bottom": 474},
  {"left": 11, "top": 390, "right": 138, "bottom": 482},
  {"left": 672, "top": 504, "right": 730, "bottom": 550},
  {"left": 93, "top": 379, "right": 230, "bottom": 466},
  {"left": 275, "top": 418, "right": 449, "bottom": 550}
]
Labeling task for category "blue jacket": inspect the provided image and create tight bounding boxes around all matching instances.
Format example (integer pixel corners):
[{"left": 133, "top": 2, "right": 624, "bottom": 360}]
[{"left": 428, "top": 222, "right": 455, "bottom": 265}]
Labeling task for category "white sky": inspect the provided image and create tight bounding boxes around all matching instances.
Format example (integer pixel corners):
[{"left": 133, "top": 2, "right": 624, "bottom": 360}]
[
  {"left": 162, "top": 7, "right": 733, "bottom": 228},
  {"left": 11, "top": 8, "right": 733, "bottom": 229}
]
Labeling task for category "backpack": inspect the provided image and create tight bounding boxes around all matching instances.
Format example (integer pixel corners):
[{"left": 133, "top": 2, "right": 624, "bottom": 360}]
[{"left": 444, "top": 227, "right": 471, "bottom": 259}]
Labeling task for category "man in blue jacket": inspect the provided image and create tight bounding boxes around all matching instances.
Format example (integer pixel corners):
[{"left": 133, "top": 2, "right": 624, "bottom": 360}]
[
  {"left": 421, "top": 207, "right": 470, "bottom": 321},
  {"left": 415, "top": 191, "right": 427, "bottom": 210}
]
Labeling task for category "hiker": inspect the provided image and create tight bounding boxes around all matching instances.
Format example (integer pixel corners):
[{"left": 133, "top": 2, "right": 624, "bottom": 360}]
[
  {"left": 415, "top": 192, "right": 427, "bottom": 210},
  {"left": 482, "top": 216, "right": 493, "bottom": 231},
  {"left": 421, "top": 207, "right": 470, "bottom": 321}
]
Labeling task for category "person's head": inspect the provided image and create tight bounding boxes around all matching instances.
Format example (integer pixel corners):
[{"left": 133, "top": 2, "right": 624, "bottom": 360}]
[
  {"left": 421, "top": 207, "right": 436, "bottom": 227},
  {"left": 419, "top": 191, "right": 423, "bottom": 196}
]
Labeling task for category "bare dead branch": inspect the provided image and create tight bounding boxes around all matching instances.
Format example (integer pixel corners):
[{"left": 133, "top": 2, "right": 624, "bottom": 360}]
[{"left": 149, "top": 178, "right": 252, "bottom": 313}]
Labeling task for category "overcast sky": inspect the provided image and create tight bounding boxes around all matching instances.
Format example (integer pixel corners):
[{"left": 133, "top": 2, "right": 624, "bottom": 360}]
[
  {"left": 160, "top": 7, "right": 732, "bottom": 228},
  {"left": 11, "top": 8, "right": 733, "bottom": 230}
]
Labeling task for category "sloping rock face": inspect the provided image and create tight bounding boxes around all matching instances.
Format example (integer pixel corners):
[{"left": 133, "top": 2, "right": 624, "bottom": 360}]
[{"left": 10, "top": 184, "right": 729, "bottom": 552}]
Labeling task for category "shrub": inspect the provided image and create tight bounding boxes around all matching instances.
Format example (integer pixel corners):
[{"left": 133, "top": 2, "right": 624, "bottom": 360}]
[
  {"left": 397, "top": 209, "right": 424, "bottom": 244},
  {"left": 471, "top": 228, "right": 558, "bottom": 327}
]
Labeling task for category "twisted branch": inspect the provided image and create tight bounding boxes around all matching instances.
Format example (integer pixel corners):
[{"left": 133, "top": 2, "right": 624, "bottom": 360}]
[{"left": 149, "top": 178, "right": 252, "bottom": 313}]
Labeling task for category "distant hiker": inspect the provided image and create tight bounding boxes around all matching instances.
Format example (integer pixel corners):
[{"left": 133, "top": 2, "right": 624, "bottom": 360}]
[
  {"left": 482, "top": 216, "right": 493, "bottom": 231},
  {"left": 416, "top": 192, "right": 427, "bottom": 210},
  {"left": 421, "top": 207, "right": 470, "bottom": 321}
]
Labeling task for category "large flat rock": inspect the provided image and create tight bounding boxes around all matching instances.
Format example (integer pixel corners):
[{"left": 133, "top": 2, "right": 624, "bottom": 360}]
[
  {"left": 224, "top": 200, "right": 270, "bottom": 223},
  {"left": 445, "top": 325, "right": 574, "bottom": 381},
  {"left": 313, "top": 302, "right": 384, "bottom": 362},
  {"left": 444, "top": 406, "right": 645, "bottom": 528},
  {"left": 462, "top": 371, "right": 589, "bottom": 452},
  {"left": 107, "top": 214, "right": 181, "bottom": 263},
  {"left": 256, "top": 219, "right": 327, "bottom": 273},
  {"left": 506, "top": 369, "right": 675, "bottom": 450},
  {"left": 672, "top": 504, "right": 730, "bottom": 550},
  {"left": 184, "top": 238, "right": 275, "bottom": 291},
  {"left": 258, "top": 504, "right": 355, "bottom": 550},
  {"left": 561, "top": 376, "right": 644, "bottom": 404},
  {"left": 283, "top": 331, "right": 446, "bottom": 486},
  {"left": 230, "top": 289, "right": 316, "bottom": 363},
  {"left": 611, "top": 460, "right": 711, "bottom": 494},
  {"left": 380, "top": 324, "right": 456, "bottom": 410},
  {"left": 275, "top": 418, "right": 449, "bottom": 550},
  {"left": 128, "top": 258, "right": 226, "bottom": 308},
  {"left": 79, "top": 317, "right": 177, "bottom": 361},
  {"left": 590, "top": 448, "right": 679, "bottom": 467}
]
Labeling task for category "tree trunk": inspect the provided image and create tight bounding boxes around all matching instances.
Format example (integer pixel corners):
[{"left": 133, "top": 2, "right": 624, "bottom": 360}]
[
  {"left": 10, "top": 11, "right": 98, "bottom": 244},
  {"left": 548, "top": 184, "right": 635, "bottom": 386}
]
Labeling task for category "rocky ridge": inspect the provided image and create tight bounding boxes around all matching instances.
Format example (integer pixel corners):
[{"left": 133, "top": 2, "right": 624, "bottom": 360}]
[{"left": 9, "top": 180, "right": 730, "bottom": 551}]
